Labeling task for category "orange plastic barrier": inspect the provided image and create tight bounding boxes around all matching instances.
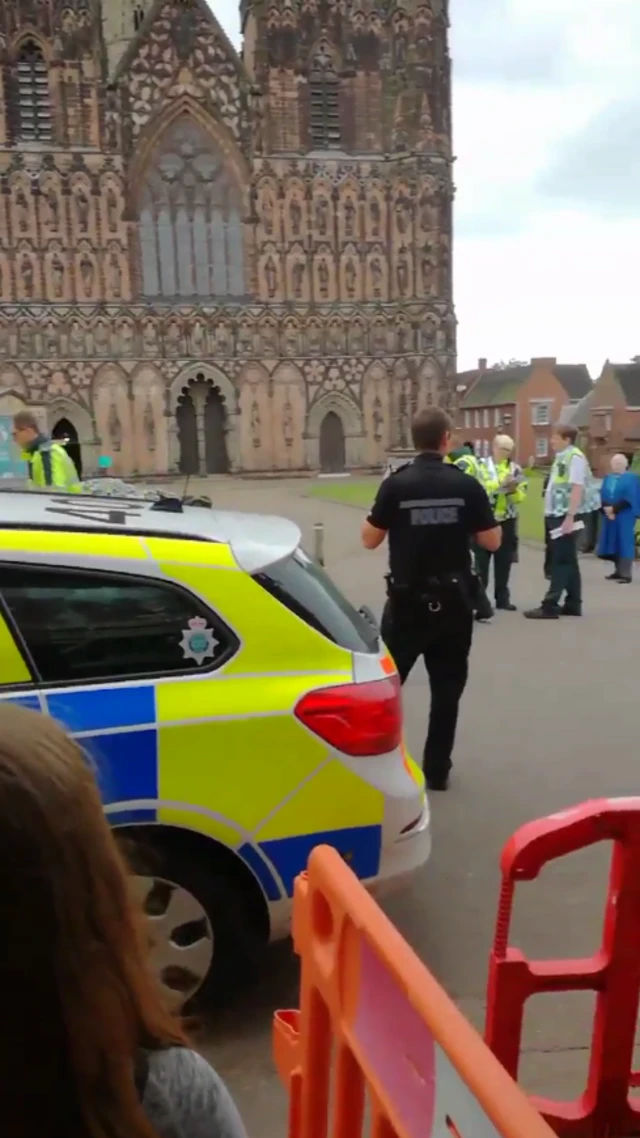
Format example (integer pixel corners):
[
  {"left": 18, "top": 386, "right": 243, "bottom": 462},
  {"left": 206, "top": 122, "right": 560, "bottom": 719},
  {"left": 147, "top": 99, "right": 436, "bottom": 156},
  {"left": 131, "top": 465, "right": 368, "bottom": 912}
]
[
  {"left": 485, "top": 798, "right": 640, "bottom": 1138},
  {"left": 274, "top": 845, "right": 556, "bottom": 1138}
]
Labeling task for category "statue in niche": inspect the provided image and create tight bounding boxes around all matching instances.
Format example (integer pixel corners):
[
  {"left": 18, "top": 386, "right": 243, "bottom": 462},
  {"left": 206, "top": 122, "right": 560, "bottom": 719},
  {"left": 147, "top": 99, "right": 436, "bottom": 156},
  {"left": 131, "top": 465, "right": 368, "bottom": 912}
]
[
  {"left": 94, "top": 320, "right": 110, "bottom": 355},
  {"left": 421, "top": 314, "right": 436, "bottom": 350},
  {"left": 292, "top": 261, "right": 305, "bottom": 300},
  {"left": 21, "top": 257, "right": 34, "bottom": 299},
  {"left": 75, "top": 189, "right": 90, "bottom": 232},
  {"left": 396, "top": 254, "right": 409, "bottom": 297},
  {"left": 344, "top": 258, "right": 356, "bottom": 298},
  {"left": 43, "top": 321, "right": 58, "bottom": 356},
  {"left": 15, "top": 188, "right": 29, "bottom": 233},
  {"left": 350, "top": 321, "right": 365, "bottom": 354},
  {"left": 419, "top": 187, "right": 434, "bottom": 231},
  {"left": 144, "top": 399, "right": 156, "bottom": 451},
  {"left": 289, "top": 197, "right": 302, "bottom": 236},
  {"left": 18, "top": 324, "right": 33, "bottom": 356},
  {"left": 215, "top": 322, "right": 232, "bottom": 355},
  {"left": 369, "top": 198, "right": 381, "bottom": 237},
  {"left": 264, "top": 256, "right": 277, "bottom": 298},
  {"left": 237, "top": 321, "right": 253, "bottom": 355},
  {"left": 42, "top": 188, "right": 60, "bottom": 230},
  {"left": 260, "top": 323, "right": 278, "bottom": 356},
  {"left": 421, "top": 243, "right": 435, "bottom": 293},
  {"left": 166, "top": 321, "right": 183, "bottom": 356},
  {"left": 143, "top": 321, "right": 158, "bottom": 355},
  {"left": 395, "top": 196, "right": 411, "bottom": 235},
  {"left": 394, "top": 28, "right": 407, "bottom": 68},
  {"left": 51, "top": 256, "right": 65, "bottom": 299},
  {"left": 108, "top": 399, "right": 122, "bottom": 452},
  {"left": 250, "top": 399, "right": 261, "bottom": 448},
  {"left": 328, "top": 322, "right": 344, "bottom": 354},
  {"left": 79, "top": 254, "right": 94, "bottom": 297},
  {"left": 370, "top": 257, "right": 382, "bottom": 298},
  {"left": 69, "top": 320, "right": 85, "bottom": 356},
  {"left": 0, "top": 324, "right": 8, "bottom": 356},
  {"left": 107, "top": 253, "right": 122, "bottom": 299},
  {"left": 118, "top": 321, "right": 135, "bottom": 356},
  {"left": 372, "top": 322, "right": 387, "bottom": 354},
  {"left": 106, "top": 187, "right": 119, "bottom": 231},
  {"left": 261, "top": 191, "right": 274, "bottom": 235},
  {"left": 283, "top": 323, "right": 298, "bottom": 356},
  {"left": 190, "top": 319, "right": 207, "bottom": 356},
  {"left": 307, "top": 322, "right": 322, "bottom": 355},
  {"left": 282, "top": 392, "right": 294, "bottom": 448},
  {"left": 315, "top": 197, "right": 329, "bottom": 236},
  {"left": 372, "top": 395, "right": 383, "bottom": 442},
  {"left": 317, "top": 259, "right": 329, "bottom": 299},
  {"left": 344, "top": 197, "right": 356, "bottom": 238}
]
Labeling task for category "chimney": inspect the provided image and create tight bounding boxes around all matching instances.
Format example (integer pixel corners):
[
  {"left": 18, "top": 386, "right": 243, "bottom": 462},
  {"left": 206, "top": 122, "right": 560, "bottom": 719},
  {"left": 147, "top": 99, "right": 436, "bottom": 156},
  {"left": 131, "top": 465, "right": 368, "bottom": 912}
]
[{"left": 531, "top": 357, "right": 556, "bottom": 367}]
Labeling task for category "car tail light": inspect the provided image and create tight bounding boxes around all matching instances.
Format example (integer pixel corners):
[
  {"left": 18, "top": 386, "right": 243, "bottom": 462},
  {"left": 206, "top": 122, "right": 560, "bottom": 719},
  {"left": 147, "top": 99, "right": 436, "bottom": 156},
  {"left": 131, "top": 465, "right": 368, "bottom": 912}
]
[{"left": 294, "top": 676, "right": 402, "bottom": 757}]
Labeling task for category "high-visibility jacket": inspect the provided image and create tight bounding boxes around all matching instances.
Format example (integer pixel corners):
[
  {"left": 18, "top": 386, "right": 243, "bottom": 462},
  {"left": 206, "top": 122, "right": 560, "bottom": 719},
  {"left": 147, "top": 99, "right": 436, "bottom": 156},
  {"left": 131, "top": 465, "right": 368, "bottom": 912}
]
[
  {"left": 483, "top": 457, "right": 528, "bottom": 521},
  {"left": 545, "top": 444, "right": 598, "bottom": 518},
  {"left": 23, "top": 438, "right": 81, "bottom": 492}
]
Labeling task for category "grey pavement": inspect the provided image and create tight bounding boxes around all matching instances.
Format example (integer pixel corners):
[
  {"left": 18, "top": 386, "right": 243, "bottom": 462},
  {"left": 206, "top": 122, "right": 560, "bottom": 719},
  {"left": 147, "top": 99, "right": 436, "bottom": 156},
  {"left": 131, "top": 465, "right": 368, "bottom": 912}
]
[{"left": 178, "top": 477, "right": 638, "bottom": 1134}]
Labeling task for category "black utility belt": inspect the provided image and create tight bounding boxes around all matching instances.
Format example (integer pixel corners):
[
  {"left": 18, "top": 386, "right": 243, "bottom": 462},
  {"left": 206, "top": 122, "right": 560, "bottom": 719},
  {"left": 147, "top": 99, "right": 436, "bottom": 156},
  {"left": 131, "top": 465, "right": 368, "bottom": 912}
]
[{"left": 385, "top": 573, "right": 470, "bottom": 610}]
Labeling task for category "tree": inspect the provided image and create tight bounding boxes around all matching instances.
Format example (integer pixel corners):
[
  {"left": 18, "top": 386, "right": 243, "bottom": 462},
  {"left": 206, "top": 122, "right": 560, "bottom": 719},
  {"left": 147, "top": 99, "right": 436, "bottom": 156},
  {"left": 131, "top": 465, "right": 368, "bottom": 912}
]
[{"left": 489, "top": 358, "right": 528, "bottom": 370}]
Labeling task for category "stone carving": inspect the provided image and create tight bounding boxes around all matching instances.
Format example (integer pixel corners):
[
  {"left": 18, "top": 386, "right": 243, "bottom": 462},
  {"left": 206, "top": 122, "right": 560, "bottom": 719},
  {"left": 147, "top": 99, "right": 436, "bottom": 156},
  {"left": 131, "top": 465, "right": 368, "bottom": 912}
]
[
  {"left": 79, "top": 253, "right": 95, "bottom": 297},
  {"left": 42, "top": 188, "right": 60, "bottom": 231},
  {"left": 75, "top": 189, "right": 90, "bottom": 232},
  {"left": 106, "top": 251, "right": 122, "bottom": 298},
  {"left": 20, "top": 257, "right": 34, "bottom": 299},
  {"left": 0, "top": 0, "right": 454, "bottom": 476},
  {"left": 51, "top": 256, "right": 65, "bottom": 299}
]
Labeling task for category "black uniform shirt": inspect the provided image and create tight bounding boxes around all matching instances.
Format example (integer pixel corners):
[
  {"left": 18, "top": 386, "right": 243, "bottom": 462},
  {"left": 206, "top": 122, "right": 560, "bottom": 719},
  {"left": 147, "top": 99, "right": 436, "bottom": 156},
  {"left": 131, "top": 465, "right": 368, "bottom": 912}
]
[{"left": 367, "top": 453, "right": 496, "bottom": 583}]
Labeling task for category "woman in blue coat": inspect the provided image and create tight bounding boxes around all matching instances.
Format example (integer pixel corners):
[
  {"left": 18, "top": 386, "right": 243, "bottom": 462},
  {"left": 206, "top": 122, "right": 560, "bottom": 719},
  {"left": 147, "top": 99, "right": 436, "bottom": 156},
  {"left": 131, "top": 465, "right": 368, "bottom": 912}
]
[{"left": 597, "top": 453, "right": 640, "bottom": 582}]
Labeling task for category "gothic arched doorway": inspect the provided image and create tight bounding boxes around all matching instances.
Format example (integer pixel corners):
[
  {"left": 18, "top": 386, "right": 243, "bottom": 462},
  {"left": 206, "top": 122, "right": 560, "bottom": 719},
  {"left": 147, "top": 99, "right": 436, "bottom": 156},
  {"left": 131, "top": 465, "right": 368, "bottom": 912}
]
[
  {"left": 52, "top": 417, "right": 82, "bottom": 478},
  {"left": 175, "top": 375, "right": 230, "bottom": 475},
  {"left": 176, "top": 391, "right": 198, "bottom": 474},
  {"left": 204, "top": 387, "right": 229, "bottom": 473},
  {"left": 319, "top": 411, "right": 346, "bottom": 473}
]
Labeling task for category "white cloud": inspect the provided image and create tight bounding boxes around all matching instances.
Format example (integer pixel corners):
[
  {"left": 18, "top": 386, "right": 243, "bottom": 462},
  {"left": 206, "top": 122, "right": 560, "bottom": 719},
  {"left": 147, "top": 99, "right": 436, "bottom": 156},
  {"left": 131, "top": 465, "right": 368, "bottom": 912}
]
[{"left": 209, "top": 0, "right": 639, "bottom": 376}]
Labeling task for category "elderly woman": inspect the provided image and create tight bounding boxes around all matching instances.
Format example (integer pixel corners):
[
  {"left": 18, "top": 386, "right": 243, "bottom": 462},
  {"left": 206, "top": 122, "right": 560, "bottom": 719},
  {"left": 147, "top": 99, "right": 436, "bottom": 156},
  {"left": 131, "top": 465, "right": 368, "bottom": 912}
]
[{"left": 597, "top": 453, "right": 640, "bottom": 583}]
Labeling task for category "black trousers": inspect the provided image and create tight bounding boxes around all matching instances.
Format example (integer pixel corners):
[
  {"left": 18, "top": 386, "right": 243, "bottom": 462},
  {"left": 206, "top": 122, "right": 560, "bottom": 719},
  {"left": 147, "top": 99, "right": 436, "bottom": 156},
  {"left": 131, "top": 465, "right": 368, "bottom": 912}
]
[
  {"left": 543, "top": 520, "right": 582, "bottom": 612},
  {"left": 381, "top": 598, "right": 473, "bottom": 781},
  {"left": 475, "top": 518, "right": 517, "bottom": 606}
]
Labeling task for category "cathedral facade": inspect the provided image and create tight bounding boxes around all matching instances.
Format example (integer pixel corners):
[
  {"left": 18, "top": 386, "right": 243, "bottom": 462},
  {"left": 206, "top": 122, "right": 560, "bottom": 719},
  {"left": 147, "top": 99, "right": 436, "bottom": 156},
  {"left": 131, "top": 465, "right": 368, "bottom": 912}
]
[{"left": 0, "top": 0, "right": 454, "bottom": 477}]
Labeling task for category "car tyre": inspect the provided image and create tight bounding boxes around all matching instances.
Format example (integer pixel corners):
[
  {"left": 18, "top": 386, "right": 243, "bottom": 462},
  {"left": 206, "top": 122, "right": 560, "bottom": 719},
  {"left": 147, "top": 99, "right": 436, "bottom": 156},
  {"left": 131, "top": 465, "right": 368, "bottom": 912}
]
[{"left": 120, "top": 829, "right": 265, "bottom": 1012}]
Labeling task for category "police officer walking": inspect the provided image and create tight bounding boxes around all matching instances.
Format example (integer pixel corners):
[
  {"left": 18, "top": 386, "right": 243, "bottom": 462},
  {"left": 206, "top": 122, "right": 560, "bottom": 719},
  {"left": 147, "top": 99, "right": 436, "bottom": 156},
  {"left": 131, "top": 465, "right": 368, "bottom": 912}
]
[
  {"left": 362, "top": 409, "right": 501, "bottom": 791},
  {"left": 12, "top": 410, "right": 81, "bottom": 492}
]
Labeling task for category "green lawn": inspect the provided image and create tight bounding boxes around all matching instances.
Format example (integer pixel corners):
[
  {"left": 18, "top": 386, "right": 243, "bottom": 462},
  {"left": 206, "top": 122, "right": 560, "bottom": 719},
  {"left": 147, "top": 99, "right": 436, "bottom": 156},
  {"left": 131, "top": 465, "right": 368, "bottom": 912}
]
[{"left": 308, "top": 470, "right": 546, "bottom": 543}]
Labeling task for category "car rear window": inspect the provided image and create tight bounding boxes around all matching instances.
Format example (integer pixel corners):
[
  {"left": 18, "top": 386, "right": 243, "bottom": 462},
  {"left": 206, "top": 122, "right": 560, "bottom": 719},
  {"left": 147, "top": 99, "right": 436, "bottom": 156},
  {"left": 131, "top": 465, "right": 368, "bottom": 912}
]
[{"left": 254, "top": 548, "right": 379, "bottom": 655}]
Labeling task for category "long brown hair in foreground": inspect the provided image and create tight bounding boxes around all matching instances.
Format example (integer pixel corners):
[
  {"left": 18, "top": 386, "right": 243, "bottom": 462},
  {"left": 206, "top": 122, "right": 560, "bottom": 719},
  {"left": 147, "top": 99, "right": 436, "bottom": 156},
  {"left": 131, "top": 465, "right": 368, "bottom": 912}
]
[{"left": 0, "top": 705, "right": 186, "bottom": 1138}]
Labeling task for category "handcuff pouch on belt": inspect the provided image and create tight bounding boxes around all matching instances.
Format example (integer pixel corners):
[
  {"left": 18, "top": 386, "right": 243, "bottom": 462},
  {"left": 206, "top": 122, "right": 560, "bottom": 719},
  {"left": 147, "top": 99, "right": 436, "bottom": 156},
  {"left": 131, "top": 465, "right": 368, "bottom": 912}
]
[{"left": 385, "top": 572, "right": 473, "bottom": 614}]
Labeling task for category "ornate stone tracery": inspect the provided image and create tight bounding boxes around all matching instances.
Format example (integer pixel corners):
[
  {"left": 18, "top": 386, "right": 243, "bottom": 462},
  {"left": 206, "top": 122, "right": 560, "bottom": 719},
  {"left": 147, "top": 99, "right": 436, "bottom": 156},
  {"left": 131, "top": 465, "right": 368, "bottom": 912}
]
[{"left": 0, "top": 0, "right": 455, "bottom": 475}]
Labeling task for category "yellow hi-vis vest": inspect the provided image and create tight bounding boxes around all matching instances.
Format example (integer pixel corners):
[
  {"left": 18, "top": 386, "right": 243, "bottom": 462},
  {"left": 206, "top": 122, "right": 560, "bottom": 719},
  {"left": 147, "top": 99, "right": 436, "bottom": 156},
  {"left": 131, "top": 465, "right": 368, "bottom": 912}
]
[
  {"left": 484, "top": 457, "right": 528, "bottom": 521},
  {"left": 24, "top": 440, "right": 81, "bottom": 492}
]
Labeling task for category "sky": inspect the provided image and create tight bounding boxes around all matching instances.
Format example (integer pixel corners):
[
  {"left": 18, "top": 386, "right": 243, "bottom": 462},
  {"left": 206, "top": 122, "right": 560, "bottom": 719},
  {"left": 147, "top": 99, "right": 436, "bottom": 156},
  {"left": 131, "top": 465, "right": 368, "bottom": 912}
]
[{"left": 209, "top": 0, "right": 639, "bottom": 378}]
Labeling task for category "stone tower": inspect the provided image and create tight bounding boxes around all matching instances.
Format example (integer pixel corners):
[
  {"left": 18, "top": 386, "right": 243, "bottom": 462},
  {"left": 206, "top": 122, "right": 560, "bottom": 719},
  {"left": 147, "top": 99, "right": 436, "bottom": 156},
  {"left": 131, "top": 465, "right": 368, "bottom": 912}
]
[{"left": 0, "top": 0, "right": 455, "bottom": 477}]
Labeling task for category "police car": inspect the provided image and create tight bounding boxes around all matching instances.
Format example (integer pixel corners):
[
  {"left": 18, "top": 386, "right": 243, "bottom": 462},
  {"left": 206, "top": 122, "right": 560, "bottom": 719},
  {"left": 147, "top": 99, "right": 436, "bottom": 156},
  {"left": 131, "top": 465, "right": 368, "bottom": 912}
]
[{"left": 0, "top": 491, "right": 430, "bottom": 1007}]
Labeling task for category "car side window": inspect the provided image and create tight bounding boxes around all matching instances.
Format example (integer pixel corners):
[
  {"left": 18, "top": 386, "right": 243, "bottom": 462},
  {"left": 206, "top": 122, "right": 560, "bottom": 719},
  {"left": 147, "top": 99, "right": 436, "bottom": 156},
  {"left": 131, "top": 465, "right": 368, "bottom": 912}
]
[{"left": 0, "top": 564, "right": 237, "bottom": 686}]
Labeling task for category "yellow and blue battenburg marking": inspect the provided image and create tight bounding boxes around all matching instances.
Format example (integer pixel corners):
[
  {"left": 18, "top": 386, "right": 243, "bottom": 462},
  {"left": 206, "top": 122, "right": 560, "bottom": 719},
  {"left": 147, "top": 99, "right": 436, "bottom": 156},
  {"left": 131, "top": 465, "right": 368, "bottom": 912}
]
[{"left": 0, "top": 684, "right": 383, "bottom": 901}]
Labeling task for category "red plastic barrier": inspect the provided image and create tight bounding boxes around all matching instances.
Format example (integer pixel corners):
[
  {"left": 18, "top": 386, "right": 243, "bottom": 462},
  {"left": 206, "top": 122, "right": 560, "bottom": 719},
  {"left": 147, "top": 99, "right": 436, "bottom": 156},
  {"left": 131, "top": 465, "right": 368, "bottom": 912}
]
[{"left": 485, "top": 798, "right": 640, "bottom": 1138}]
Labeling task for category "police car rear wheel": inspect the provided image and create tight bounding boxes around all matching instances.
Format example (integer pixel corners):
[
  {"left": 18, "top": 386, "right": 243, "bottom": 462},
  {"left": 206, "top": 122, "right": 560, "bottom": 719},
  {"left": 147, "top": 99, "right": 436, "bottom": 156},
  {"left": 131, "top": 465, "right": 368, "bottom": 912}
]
[{"left": 122, "top": 829, "right": 265, "bottom": 1012}]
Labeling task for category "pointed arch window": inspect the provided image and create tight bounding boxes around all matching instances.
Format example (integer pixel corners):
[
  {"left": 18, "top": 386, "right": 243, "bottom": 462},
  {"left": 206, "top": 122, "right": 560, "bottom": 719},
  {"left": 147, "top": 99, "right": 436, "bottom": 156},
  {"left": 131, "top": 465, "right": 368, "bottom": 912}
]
[
  {"left": 137, "top": 115, "right": 245, "bottom": 301},
  {"left": 309, "top": 42, "right": 341, "bottom": 150},
  {"left": 15, "top": 41, "right": 52, "bottom": 143}
]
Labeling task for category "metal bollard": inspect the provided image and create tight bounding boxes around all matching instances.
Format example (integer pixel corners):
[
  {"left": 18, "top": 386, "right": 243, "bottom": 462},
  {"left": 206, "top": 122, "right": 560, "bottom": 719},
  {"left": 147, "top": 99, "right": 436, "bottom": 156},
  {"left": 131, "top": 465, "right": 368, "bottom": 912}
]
[{"left": 313, "top": 522, "right": 325, "bottom": 567}]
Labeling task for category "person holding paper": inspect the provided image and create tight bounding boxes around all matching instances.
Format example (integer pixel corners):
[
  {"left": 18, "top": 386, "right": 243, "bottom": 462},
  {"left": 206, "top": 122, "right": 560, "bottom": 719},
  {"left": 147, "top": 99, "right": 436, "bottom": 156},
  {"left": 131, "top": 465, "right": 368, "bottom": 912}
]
[
  {"left": 524, "top": 424, "right": 594, "bottom": 619},
  {"left": 477, "top": 434, "right": 527, "bottom": 611},
  {"left": 597, "top": 453, "right": 640, "bottom": 583}
]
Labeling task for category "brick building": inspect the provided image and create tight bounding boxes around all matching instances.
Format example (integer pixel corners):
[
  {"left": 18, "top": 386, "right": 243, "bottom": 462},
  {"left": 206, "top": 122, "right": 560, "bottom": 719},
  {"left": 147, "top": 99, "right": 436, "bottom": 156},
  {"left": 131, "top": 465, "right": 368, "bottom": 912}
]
[
  {"left": 562, "top": 362, "right": 640, "bottom": 476},
  {"left": 455, "top": 357, "right": 592, "bottom": 465},
  {"left": 0, "top": 0, "right": 454, "bottom": 477}
]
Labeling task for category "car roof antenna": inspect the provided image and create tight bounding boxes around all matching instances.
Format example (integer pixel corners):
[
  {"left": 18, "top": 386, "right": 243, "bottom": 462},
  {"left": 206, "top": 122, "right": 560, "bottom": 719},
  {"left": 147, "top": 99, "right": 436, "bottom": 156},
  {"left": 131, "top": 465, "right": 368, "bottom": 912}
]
[{"left": 150, "top": 473, "right": 189, "bottom": 514}]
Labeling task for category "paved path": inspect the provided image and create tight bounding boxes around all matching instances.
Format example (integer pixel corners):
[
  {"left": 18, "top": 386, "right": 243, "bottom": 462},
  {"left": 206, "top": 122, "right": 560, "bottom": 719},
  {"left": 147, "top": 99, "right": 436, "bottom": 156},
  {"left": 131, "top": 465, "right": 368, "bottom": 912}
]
[{"left": 176, "top": 477, "right": 637, "bottom": 1134}]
